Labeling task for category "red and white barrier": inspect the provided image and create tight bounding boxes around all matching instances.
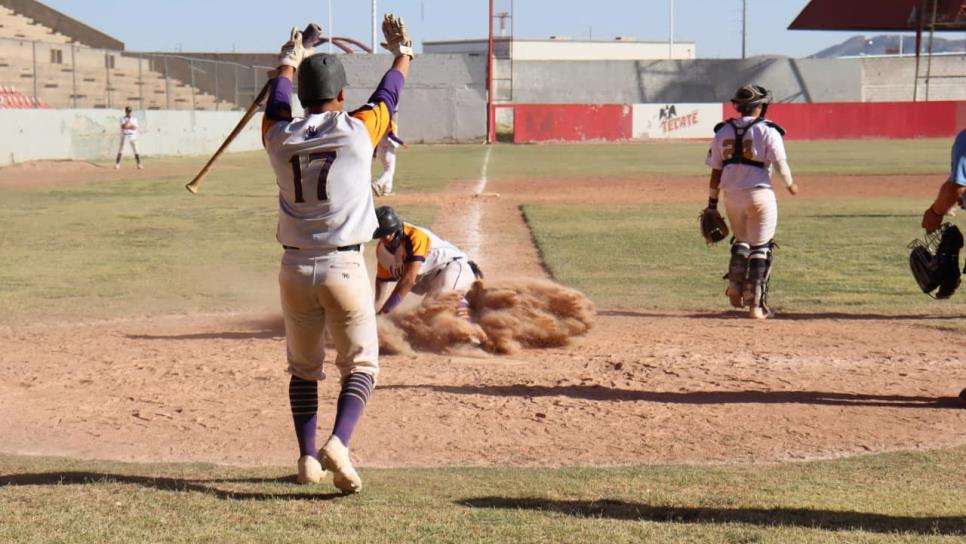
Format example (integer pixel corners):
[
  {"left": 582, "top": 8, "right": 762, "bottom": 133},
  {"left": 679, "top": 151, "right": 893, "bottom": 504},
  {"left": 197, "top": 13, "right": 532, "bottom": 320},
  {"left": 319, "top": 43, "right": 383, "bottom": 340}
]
[{"left": 506, "top": 100, "right": 966, "bottom": 143}]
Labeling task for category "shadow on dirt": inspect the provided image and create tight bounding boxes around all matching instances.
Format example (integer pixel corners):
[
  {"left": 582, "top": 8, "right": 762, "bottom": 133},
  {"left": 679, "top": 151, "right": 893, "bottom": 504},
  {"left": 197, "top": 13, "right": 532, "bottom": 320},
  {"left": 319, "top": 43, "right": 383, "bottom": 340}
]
[
  {"left": 380, "top": 384, "right": 963, "bottom": 409},
  {"left": 598, "top": 309, "right": 966, "bottom": 321},
  {"left": 457, "top": 497, "right": 966, "bottom": 535},
  {"left": 0, "top": 472, "right": 344, "bottom": 501}
]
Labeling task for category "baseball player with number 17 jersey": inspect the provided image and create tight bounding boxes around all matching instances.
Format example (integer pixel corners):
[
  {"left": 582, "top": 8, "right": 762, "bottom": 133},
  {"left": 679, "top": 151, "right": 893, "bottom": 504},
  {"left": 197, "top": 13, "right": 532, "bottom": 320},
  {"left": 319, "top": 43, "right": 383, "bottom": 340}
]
[
  {"left": 705, "top": 85, "right": 799, "bottom": 319},
  {"left": 261, "top": 15, "right": 414, "bottom": 493}
]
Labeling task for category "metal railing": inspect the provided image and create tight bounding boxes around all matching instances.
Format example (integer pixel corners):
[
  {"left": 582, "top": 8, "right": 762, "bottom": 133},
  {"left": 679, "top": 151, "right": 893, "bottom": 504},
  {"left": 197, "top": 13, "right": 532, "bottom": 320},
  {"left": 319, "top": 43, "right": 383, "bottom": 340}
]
[{"left": 0, "top": 35, "right": 273, "bottom": 110}]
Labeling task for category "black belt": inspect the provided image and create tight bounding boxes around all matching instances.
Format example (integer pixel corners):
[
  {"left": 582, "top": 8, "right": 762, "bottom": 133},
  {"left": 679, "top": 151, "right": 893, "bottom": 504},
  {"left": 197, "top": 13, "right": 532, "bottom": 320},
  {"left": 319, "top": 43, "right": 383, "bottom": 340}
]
[{"left": 283, "top": 244, "right": 361, "bottom": 252}]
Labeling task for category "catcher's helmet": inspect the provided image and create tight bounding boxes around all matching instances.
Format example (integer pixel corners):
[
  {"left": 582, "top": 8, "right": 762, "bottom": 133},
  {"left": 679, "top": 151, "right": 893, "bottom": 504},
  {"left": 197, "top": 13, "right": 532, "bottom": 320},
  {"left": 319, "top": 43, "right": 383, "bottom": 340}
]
[
  {"left": 373, "top": 206, "right": 403, "bottom": 239},
  {"left": 297, "top": 54, "right": 347, "bottom": 105},
  {"left": 731, "top": 85, "right": 772, "bottom": 113}
]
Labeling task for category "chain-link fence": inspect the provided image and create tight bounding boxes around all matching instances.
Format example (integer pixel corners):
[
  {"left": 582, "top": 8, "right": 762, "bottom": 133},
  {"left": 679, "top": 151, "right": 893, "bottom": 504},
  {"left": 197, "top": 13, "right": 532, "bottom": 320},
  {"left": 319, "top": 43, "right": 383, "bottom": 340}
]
[{"left": 0, "top": 36, "right": 274, "bottom": 110}]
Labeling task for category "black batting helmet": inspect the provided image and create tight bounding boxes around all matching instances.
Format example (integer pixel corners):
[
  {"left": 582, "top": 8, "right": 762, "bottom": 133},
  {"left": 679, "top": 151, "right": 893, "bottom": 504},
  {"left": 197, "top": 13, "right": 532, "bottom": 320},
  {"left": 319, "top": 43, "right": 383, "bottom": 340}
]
[
  {"left": 731, "top": 85, "right": 772, "bottom": 114},
  {"left": 297, "top": 54, "right": 347, "bottom": 105},
  {"left": 373, "top": 206, "right": 403, "bottom": 239}
]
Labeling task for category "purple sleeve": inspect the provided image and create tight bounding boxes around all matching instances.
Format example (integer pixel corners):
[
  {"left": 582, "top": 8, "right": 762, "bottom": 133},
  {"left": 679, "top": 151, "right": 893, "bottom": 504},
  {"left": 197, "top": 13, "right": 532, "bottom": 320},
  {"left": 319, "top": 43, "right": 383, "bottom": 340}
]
[
  {"left": 265, "top": 77, "right": 293, "bottom": 122},
  {"left": 366, "top": 69, "right": 405, "bottom": 117}
]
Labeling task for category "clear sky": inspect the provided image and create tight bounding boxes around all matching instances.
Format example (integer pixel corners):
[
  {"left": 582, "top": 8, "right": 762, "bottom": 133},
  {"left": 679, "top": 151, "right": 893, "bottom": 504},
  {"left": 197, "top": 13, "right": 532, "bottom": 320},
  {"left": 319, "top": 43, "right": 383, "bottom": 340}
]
[{"left": 41, "top": 0, "right": 899, "bottom": 58}]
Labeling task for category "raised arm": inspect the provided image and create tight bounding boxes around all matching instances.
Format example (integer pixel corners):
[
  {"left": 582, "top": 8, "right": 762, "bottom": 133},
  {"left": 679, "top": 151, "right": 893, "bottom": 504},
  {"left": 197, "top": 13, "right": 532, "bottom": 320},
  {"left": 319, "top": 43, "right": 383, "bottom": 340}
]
[
  {"left": 351, "top": 14, "right": 413, "bottom": 147},
  {"left": 261, "top": 27, "right": 314, "bottom": 143}
]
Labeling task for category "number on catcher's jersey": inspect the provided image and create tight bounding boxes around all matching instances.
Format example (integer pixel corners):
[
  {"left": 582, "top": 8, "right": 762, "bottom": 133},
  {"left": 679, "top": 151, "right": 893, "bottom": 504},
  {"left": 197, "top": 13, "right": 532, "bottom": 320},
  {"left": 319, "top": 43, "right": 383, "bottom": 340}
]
[{"left": 722, "top": 139, "right": 754, "bottom": 161}]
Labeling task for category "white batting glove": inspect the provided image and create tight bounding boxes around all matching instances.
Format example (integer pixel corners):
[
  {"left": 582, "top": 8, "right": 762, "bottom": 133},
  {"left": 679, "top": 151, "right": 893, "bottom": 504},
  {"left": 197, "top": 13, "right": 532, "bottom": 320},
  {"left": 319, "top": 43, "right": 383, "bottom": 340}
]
[
  {"left": 278, "top": 27, "right": 313, "bottom": 68},
  {"left": 381, "top": 14, "right": 414, "bottom": 58}
]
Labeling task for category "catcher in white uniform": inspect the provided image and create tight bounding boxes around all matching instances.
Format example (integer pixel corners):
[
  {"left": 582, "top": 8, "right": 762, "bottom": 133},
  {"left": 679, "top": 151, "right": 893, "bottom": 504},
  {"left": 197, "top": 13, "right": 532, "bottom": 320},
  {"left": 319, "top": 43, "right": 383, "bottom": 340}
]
[
  {"left": 372, "top": 206, "right": 483, "bottom": 321},
  {"left": 261, "top": 15, "right": 413, "bottom": 492},
  {"left": 705, "top": 85, "right": 799, "bottom": 319},
  {"left": 115, "top": 106, "right": 143, "bottom": 170}
]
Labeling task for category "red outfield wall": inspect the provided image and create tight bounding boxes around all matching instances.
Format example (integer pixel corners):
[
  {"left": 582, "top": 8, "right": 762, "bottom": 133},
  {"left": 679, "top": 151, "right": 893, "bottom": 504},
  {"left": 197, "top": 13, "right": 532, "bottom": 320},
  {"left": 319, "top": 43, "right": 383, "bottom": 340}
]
[
  {"left": 509, "top": 101, "right": 966, "bottom": 142},
  {"left": 512, "top": 104, "right": 632, "bottom": 143},
  {"left": 760, "top": 101, "right": 966, "bottom": 140}
]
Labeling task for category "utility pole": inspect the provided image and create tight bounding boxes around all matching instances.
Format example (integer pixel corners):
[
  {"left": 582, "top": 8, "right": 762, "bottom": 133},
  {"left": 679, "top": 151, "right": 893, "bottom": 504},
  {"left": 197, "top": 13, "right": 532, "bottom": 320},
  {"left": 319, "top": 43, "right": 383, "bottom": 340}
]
[
  {"left": 372, "top": 0, "right": 377, "bottom": 53},
  {"left": 328, "top": 0, "right": 333, "bottom": 54},
  {"left": 668, "top": 0, "right": 674, "bottom": 59},
  {"left": 741, "top": 0, "right": 748, "bottom": 59}
]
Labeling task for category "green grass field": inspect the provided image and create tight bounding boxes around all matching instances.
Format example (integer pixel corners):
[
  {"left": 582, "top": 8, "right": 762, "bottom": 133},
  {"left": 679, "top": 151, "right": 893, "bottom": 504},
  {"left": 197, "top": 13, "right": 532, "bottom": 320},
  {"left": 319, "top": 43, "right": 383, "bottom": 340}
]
[
  {"left": 1, "top": 140, "right": 963, "bottom": 543},
  {"left": 1, "top": 448, "right": 963, "bottom": 544},
  {"left": 523, "top": 198, "right": 966, "bottom": 318}
]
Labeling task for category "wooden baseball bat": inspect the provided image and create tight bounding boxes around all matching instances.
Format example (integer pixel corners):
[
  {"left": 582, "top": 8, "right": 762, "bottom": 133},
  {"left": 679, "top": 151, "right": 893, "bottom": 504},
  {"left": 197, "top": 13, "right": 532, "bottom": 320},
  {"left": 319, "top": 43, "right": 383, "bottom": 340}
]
[{"left": 185, "top": 23, "right": 322, "bottom": 194}]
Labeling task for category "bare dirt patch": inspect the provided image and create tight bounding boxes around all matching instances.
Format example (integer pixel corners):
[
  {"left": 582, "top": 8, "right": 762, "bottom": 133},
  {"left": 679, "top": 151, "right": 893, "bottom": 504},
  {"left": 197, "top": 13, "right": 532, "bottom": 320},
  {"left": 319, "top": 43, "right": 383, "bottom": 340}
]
[
  {"left": 0, "top": 158, "right": 197, "bottom": 190},
  {"left": 1, "top": 174, "right": 964, "bottom": 469}
]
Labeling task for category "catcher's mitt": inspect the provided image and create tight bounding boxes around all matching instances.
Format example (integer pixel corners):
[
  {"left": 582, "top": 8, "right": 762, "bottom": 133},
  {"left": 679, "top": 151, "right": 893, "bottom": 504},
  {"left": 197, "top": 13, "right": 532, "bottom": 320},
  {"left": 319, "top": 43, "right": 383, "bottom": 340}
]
[
  {"left": 700, "top": 207, "right": 729, "bottom": 245},
  {"left": 908, "top": 223, "right": 963, "bottom": 299}
]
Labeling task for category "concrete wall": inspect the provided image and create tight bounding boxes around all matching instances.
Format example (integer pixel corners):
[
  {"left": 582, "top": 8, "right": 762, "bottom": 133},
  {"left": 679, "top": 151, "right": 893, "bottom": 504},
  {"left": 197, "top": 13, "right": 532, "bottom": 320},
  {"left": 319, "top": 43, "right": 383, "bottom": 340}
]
[
  {"left": 510, "top": 57, "right": 864, "bottom": 104},
  {"left": 861, "top": 55, "right": 966, "bottom": 102},
  {"left": 338, "top": 54, "right": 486, "bottom": 143},
  {"left": 510, "top": 55, "right": 966, "bottom": 105},
  {"left": 153, "top": 52, "right": 488, "bottom": 142},
  {"left": 0, "top": 108, "right": 265, "bottom": 165}
]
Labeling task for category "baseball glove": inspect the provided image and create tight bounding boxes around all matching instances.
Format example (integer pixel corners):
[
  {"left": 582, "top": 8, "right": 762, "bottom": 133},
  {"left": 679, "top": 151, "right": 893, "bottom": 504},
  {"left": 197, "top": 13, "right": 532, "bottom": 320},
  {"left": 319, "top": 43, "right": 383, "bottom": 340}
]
[
  {"left": 699, "top": 207, "right": 729, "bottom": 245},
  {"left": 908, "top": 223, "right": 963, "bottom": 299}
]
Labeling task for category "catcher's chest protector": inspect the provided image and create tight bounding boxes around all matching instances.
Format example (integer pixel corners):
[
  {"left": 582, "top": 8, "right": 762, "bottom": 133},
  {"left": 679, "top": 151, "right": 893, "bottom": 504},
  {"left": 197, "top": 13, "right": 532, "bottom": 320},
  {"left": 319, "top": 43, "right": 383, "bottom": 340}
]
[{"left": 722, "top": 118, "right": 766, "bottom": 169}]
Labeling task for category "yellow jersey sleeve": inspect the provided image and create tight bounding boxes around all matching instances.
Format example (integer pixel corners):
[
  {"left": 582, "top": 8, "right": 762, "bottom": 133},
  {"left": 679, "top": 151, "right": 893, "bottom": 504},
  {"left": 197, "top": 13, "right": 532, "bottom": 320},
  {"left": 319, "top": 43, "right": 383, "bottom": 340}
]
[
  {"left": 350, "top": 102, "right": 392, "bottom": 148},
  {"left": 403, "top": 226, "right": 431, "bottom": 263},
  {"left": 376, "top": 261, "right": 393, "bottom": 281}
]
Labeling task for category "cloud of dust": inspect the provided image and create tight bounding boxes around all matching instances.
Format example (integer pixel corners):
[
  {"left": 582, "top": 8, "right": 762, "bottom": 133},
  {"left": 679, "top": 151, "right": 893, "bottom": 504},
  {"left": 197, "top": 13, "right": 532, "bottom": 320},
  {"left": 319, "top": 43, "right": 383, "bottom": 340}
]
[
  {"left": 376, "top": 315, "right": 414, "bottom": 356},
  {"left": 378, "top": 279, "right": 596, "bottom": 355}
]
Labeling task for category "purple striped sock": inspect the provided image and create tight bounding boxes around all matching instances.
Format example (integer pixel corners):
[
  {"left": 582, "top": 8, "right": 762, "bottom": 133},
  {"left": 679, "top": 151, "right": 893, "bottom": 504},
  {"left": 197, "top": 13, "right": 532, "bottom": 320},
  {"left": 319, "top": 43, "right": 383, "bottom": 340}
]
[
  {"left": 289, "top": 375, "right": 318, "bottom": 457},
  {"left": 332, "top": 372, "right": 375, "bottom": 445}
]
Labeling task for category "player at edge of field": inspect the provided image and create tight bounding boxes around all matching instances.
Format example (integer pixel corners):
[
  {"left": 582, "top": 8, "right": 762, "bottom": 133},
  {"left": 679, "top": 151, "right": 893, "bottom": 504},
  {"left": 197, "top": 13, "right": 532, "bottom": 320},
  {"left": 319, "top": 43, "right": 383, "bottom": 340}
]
[
  {"left": 115, "top": 106, "right": 143, "bottom": 170},
  {"left": 919, "top": 128, "right": 966, "bottom": 407},
  {"left": 260, "top": 15, "right": 413, "bottom": 492}
]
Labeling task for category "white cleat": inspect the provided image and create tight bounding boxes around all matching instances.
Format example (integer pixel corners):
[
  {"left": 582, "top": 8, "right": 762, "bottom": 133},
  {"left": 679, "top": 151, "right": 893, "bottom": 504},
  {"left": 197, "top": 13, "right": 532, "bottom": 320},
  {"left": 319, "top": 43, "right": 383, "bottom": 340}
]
[
  {"left": 114, "top": 164, "right": 120, "bottom": 170},
  {"left": 319, "top": 435, "right": 362, "bottom": 493},
  {"left": 749, "top": 305, "right": 771, "bottom": 320},
  {"left": 297, "top": 455, "right": 324, "bottom": 485},
  {"left": 137, "top": 163, "right": 144, "bottom": 170}
]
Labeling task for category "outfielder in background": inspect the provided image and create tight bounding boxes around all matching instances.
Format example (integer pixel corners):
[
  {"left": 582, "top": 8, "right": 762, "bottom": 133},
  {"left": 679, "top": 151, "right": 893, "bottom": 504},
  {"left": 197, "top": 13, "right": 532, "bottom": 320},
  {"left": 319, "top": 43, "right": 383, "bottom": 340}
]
[
  {"left": 261, "top": 15, "right": 413, "bottom": 492},
  {"left": 705, "top": 85, "right": 799, "bottom": 319},
  {"left": 372, "top": 206, "right": 483, "bottom": 323},
  {"left": 115, "top": 106, "right": 143, "bottom": 170},
  {"left": 371, "top": 113, "right": 404, "bottom": 196}
]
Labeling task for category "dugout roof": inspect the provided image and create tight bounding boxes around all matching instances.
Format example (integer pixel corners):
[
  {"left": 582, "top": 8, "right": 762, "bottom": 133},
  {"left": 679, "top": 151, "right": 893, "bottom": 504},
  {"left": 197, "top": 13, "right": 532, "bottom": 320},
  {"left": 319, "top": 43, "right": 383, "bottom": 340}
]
[{"left": 789, "top": 0, "right": 966, "bottom": 31}]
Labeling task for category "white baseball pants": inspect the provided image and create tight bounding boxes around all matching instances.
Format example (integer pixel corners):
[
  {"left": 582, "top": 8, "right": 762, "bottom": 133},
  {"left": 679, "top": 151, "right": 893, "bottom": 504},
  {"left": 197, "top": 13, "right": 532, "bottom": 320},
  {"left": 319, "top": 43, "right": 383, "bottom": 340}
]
[
  {"left": 117, "top": 134, "right": 139, "bottom": 156},
  {"left": 279, "top": 248, "right": 379, "bottom": 382},
  {"left": 724, "top": 187, "right": 778, "bottom": 246},
  {"left": 411, "top": 258, "right": 476, "bottom": 296},
  {"left": 372, "top": 142, "right": 397, "bottom": 194}
]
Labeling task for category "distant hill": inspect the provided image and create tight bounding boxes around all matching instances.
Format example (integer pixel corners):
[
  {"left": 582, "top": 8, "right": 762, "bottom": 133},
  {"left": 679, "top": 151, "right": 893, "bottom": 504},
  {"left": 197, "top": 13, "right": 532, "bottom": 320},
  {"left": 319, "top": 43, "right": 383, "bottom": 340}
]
[{"left": 810, "top": 34, "right": 965, "bottom": 58}]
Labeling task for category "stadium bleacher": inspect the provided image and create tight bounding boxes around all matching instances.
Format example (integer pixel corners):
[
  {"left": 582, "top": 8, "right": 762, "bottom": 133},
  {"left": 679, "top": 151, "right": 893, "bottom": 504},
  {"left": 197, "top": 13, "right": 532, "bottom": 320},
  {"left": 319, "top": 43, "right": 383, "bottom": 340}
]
[{"left": 0, "top": 2, "right": 237, "bottom": 110}]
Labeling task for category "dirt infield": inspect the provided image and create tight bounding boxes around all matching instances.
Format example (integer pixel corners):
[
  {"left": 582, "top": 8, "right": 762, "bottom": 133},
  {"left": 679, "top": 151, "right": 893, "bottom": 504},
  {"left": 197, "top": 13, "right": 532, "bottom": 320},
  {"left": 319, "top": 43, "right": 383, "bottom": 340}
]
[{"left": 1, "top": 165, "right": 964, "bottom": 468}]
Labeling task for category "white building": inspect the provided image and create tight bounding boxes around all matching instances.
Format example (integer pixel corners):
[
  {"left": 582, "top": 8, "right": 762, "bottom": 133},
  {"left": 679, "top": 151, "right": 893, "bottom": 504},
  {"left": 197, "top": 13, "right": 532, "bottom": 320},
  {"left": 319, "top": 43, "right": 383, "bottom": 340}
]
[{"left": 423, "top": 37, "right": 696, "bottom": 60}]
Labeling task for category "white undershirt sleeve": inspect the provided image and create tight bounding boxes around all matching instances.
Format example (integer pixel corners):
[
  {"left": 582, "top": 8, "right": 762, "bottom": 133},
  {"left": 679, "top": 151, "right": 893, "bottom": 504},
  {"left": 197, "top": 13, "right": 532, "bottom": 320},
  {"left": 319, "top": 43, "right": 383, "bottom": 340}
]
[{"left": 774, "top": 159, "right": 794, "bottom": 188}]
